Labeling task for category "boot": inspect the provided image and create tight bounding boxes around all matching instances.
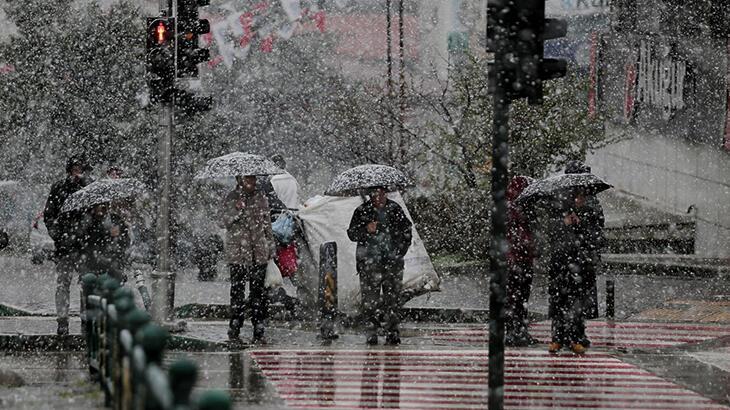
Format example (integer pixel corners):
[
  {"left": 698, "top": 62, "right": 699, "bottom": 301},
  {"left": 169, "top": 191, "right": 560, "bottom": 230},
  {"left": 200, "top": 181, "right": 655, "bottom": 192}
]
[
  {"left": 252, "top": 324, "right": 267, "bottom": 345},
  {"left": 228, "top": 319, "right": 241, "bottom": 341},
  {"left": 57, "top": 318, "right": 69, "bottom": 336},
  {"left": 385, "top": 331, "right": 401, "bottom": 346}
]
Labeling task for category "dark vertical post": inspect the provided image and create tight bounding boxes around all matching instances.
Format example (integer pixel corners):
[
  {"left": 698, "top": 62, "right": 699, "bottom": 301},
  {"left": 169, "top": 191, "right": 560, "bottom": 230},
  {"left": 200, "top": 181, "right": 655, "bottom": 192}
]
[
  {"left": 386, "top": 0, "right": 393, "bottom": 96},
  {"left": 488, "top": 82, "right": 510, "bottom": 410},
  {"left": 606, "top": 279, "right": 615, "bottom": 319},
  {"left": 319, "top": 242, "right": 338, "bottom": 339}
]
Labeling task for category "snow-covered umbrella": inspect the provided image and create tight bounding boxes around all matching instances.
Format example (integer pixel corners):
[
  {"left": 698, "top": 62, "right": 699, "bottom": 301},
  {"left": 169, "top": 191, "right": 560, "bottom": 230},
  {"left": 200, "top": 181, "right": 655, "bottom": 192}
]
[
  {"left": 61, "top": 178, "right": 147, "bottom": 213},
  {"left": 516, "top": 173, "right": 612, "bottom": 205},
  {"left": 194, "top": 152, "right": 284, "bottom": 180},
  {"left": 325, "top": 164, "right": 413, "bottom": 196}
]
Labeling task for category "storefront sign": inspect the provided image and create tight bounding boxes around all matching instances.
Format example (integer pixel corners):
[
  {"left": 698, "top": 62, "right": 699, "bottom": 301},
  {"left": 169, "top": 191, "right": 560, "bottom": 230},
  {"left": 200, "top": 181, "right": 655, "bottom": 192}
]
[
  {"left": 637, "top": 40, "right": 687, "bottom": 120},
  {"left": 546, "top": 0, "right": 611, "bottom": 16}
]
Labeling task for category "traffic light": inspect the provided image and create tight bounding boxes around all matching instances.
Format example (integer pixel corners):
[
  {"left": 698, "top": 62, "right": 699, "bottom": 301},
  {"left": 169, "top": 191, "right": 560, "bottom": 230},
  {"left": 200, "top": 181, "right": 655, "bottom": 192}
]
[
  {"left": 146, "top": 17, "right": 175, "bottom": 103},
  {"left": 486, "top": 0, "right": 568, "bottom": 104},
  {"left": 174, "top": 89, "right": 212, "bottom": 116},
  {"left": 514, "top": 0, "right": 568, "bottom": 104},
  {"left": 176, "top": 0, "right": 211, "bottom": 78}
]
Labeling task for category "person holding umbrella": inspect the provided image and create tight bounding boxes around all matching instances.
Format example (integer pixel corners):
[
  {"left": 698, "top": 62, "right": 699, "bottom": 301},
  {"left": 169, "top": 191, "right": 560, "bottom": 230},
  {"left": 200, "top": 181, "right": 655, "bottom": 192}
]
[
  {"left": 347, "top": 186, "right": 413, "bottom": 345},
  {"left": 505, "top": 175, "right": 539, "bottom": 347},
  {"left": 223, "top": 175, "right": 276, "bottom": 344},
  {"left": 196, "top": 152, "right": 283, "bottom": 344},
  {"left": 44, "top": 155, "right": 93, "bottom": 335},
  {"left": 564, "top": 160, "right": 605, "bottom": 326},
  {"left": 516, "top": 171, "right": 611, "bottom": 354}
]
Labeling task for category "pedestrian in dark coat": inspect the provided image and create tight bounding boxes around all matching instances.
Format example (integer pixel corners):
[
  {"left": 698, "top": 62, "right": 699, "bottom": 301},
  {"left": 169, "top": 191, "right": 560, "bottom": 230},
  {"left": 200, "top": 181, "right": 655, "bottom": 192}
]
[
  {"left": 565, "top": 160, "right": 605, "bottom": 343},
  {"left": 347, "top": 187, "right": 412, "bottom": 345},
  {"left": 223, "top": 175, "right": 276, "bottom": 344},
  {"left": 43, "top": 156, "right": 93, "bottom": 335},
  {"left": 79, "top": 203, "right": 131, "bottom": 281},
  {"left": 505, "top": 176, "right": 538, "bottom": 346},
  {"left": 547, "top": 189, "right": 592, "bottom": 354}
]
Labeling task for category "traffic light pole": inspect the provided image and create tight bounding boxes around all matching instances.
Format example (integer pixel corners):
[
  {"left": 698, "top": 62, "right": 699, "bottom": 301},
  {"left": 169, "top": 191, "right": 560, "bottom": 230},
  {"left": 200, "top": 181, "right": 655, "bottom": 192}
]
[
  {"left": 150, "top": 0, "right": 176, "bottom": 324},
  {"left": 488, "top": 77, "right": 510, "bottom": 410},
  {"left": 152, "top": 100, "right": 176, "bottom": 322}
]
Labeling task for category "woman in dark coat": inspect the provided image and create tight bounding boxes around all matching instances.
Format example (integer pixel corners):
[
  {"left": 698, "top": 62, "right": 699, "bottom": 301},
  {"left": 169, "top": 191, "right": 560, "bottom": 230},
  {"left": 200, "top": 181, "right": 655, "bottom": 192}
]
[
  {"left": 505, "top": 176, "right": 538, "bottom": 346},
  {"left": 547, "top": 189, "right": 592, "bottom": 354}
]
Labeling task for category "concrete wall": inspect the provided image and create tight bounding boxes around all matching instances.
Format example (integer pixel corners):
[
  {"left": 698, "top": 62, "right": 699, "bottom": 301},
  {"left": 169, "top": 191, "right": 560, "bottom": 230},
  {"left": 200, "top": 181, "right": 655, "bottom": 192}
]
[{"left": 589, "top": 127, "right": 730, "bottom": 258}]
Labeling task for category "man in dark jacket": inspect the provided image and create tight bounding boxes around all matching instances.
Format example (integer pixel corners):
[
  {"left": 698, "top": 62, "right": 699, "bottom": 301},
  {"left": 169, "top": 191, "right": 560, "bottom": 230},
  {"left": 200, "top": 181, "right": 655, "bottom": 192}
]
[
  {"left": 347, "top": 187, "right": 412, "bottom": 345},
  {"left": 44, "top": 156, "right": 93, "bottom": 335},
  {"left": 564, "top": 160, "right": 605, "bottom": 346}
]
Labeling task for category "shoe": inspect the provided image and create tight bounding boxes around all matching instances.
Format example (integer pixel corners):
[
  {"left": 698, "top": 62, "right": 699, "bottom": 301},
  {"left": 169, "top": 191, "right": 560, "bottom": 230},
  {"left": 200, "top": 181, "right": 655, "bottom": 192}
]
[
  {"left": 548, "top": 342, "right": 562, "bottom": 353},
  {"left": 385, "top": 334, "right": 401, "bottom": 346},
  {"left": 57, "top": 318, "right": 69, "bottom": 336},
  {"left": 579, "top": 337, "right": 591, "bottom": 348},
  {"left": 366, "top": 335, "right": 378, "bottom": 345},
  {"left": 570, "top": 343, "right": 587, "bottom": 354},
  {"left": 251, "top": 335, "right": 268, "bottom": 345},
  {"left": 228, "top": 320, "right": 241, "bottom": 341},
  {"left": 320, "top": 330, "right": 339, "bottom": 340}
]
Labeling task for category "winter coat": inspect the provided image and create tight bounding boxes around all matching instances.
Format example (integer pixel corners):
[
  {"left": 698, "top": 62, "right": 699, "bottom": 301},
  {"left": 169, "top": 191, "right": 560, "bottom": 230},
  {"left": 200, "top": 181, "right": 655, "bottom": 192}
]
[
  {"left": 44, "top": 176, "right": 90, "bottom": 257},
  {"left": 80, "top": 213, "right": 130, "bottom": 277},
  {"left": 576, "top": 195, "right": 605, "bottom": 261},
  {"left": 507, "top": 176, "right": 535, "bottom": 267},
  {"left": 222, "top": 188, "right": 275, "bottom": 267},
  {"left": 347, "top": 198, "right": 412, "bottom": 272}
]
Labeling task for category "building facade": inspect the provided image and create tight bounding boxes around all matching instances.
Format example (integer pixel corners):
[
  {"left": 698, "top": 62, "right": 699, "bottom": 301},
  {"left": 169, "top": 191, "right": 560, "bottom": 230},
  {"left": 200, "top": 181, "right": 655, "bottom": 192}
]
[{"left": 591, "top": 0, "right": 730, "bottom": 257}]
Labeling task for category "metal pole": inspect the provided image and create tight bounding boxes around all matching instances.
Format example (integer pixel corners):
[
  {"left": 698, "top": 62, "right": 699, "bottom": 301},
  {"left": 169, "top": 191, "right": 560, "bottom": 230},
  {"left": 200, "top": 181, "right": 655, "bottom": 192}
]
[
  {"left": 488, "top": 65, "right": 511, "bottom": 410},
  {"left": 152, "top": 102, "right": 175, "bottom": 322},
  {"left": 606, "top": 279, "right": 615, "bottom": 319}
]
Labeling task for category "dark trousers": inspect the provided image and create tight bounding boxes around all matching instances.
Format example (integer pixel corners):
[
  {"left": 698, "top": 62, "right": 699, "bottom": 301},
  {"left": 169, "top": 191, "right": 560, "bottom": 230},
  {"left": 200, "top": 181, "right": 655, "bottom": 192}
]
[
  {"left": 505, "top": 262, "right": 534, "bottom": 338},
  {"left": 549, "top": 257, "right": 586, "bottom": 345},
  {"left": 359, "top": 261, "right": 403, "bottom": 337},
  {"left": 229, "top": 263, "right": 268, "bottom": 332},
  {"left": 579, "top": 262, "right": 599, "bottom": 319}
]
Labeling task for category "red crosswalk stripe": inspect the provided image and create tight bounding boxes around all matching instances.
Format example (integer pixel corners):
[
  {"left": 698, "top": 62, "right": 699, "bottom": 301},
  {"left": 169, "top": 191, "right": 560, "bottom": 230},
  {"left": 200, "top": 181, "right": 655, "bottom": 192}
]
[
  {"left": 429, "top": 321, "right": 730, "bottom": 348},
  {"left": 249, "top": 349, "right": 730, "bottom": 410}
]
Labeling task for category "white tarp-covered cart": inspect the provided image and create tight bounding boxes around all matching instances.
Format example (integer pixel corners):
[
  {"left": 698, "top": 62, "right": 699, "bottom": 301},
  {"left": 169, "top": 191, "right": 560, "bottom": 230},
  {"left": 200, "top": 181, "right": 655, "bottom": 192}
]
[{"left": 294, "top": 192, "right": 440, "bottom": 315}]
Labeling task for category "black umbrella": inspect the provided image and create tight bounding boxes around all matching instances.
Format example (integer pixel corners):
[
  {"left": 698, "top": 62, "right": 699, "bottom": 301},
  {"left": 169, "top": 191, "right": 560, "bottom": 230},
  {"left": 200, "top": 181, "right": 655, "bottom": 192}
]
[
  {"left": 516, "top": 173, "right": 612, "bottom": 205},
  {"left": 194, "top": 152, "right": 284, "bottom": 180},
  {"left": 61, "top": 178, "right": 147, "bottom": 213},
  {"left": 324, "top": 164, "right": 413, "bottom": 196}
]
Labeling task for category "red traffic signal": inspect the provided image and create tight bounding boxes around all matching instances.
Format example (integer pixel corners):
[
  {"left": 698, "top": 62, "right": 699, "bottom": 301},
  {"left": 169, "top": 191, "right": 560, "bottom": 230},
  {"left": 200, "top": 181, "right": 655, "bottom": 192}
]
[{"left": 146, "top": 17, "right": 174, "bottom": 49}]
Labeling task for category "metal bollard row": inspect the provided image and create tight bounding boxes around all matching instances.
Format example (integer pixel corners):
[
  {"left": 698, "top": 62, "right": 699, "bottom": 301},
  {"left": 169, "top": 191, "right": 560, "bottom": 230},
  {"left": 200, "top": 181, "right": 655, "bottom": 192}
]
[{"left": 82, "top": 273, "right": 231, "bottom": 410}]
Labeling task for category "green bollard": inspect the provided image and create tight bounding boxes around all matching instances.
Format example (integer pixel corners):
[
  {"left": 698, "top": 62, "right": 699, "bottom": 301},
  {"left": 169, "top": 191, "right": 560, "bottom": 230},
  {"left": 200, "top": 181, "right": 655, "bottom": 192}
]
[
  {"left": 113, "top": 287, "right": 135, "bottom": 303},
  {"left": 197, "top": 390, "right": 232, "bottom": 410},
  {"left": 169, "top": 359, "right": 198, "bottom": 406},
  {"left": 126, "top": 309, "right": 151, "bottom": 337},
  {"left": 136, "top": 324, "right": 169, "bottom": 365},
  {"left": 102, "top": 278, "right": 121, "bottom": 300}
]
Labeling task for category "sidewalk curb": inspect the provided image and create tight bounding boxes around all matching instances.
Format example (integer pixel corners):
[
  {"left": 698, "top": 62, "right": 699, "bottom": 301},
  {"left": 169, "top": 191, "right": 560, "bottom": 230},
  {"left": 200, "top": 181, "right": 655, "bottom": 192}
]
[{"left": 0, "top": 303, "right": 52, "bottom": 317}]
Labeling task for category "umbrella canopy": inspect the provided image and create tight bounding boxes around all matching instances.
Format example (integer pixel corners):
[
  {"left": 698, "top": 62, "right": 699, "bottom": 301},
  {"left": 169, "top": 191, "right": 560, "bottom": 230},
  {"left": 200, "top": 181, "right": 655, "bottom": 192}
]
[
  {"left": 61, "top": 178, "right": 147, "bottom": 213},
  {"left": 194, "top": 152, "right": 284, "bottom": 180},
  {"left": 325, "top": 164, "right": 413, "bottom": 196},
  {"left": 516, "top": 173, "right": 612, "bottom": 205}
]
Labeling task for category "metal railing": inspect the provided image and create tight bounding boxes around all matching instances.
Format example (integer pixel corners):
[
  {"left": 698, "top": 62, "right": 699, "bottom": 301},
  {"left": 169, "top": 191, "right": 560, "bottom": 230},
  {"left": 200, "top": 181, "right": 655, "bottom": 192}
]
[{"left": 82, "top": 273, "right": 231, "bottom": 410}]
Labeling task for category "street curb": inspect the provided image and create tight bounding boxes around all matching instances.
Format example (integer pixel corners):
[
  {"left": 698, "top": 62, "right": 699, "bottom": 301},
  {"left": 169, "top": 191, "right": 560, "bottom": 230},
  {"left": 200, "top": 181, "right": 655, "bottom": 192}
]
[
  {"left": 174, "top": 302, "right": 495, "bottom": 324},
  {"left": 0, "top": 334, "right": 227, "bottom": 353},
  {"left": 0, "top": 303, "right": 52, "bottom": 317},
  {"left": 0, "top": 334, "right": 85, "bottom": 351}
]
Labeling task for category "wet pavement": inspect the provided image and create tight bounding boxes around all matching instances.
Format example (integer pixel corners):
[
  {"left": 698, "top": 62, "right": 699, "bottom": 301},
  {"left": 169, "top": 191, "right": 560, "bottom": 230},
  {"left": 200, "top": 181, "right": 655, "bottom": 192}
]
[
  {"left": 2, "top": 254, "right": 730, "bottom": 409},
  {"left": 0, "top": 352, "right": 102, "bottom": 409}
]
